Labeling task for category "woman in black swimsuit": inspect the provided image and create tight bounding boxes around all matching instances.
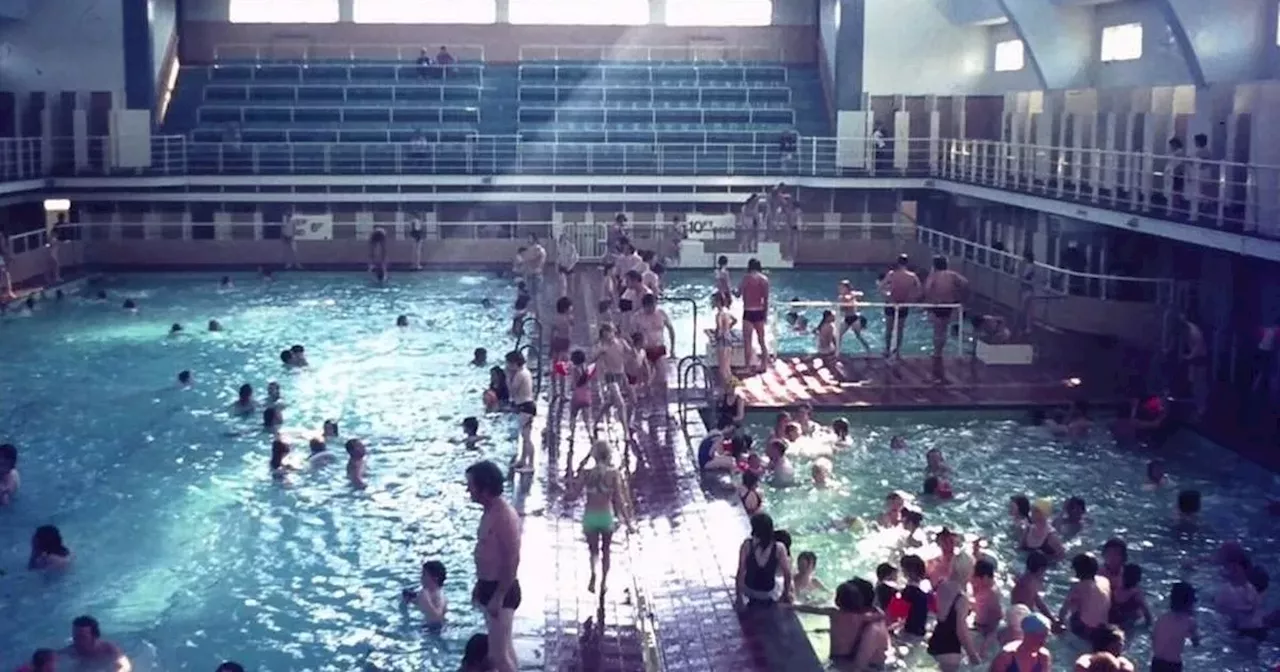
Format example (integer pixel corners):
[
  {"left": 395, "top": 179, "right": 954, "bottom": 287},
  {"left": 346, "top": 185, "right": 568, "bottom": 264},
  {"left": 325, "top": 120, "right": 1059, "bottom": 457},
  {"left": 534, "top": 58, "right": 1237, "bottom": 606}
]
[
  {"left": 928, "top": 554, "right": 980, "bottom": 671},
  {"left": 734, "top": 513, "right": 793, "bottom": 609}
]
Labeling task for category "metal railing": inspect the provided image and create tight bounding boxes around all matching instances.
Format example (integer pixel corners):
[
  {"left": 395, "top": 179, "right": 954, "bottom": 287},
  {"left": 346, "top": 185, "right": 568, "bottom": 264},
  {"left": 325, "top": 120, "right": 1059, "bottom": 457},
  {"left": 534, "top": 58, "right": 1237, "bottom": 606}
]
[
  {"left": 212, "top": 43, "right": 487, "bottom": 63},
  {"left": 913, "top": 225, "right": 1179, "bottom": 303},
  {"left": 517, "top": 44, "right": 792, "bottom": 63},
  {"left": 778, "top": 300, "right": 968, "bottom": 359},
  {"left": 6, "top": 133, "right": 1280, "bottom": 240}
]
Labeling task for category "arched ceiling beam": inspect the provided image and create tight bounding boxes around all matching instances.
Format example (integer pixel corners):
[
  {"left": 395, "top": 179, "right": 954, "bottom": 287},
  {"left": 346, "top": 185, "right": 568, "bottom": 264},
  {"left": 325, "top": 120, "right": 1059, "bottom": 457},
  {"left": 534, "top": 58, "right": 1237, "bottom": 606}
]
[{"left": 1151, "top": 0, "right": 1206, "bottom": 87}]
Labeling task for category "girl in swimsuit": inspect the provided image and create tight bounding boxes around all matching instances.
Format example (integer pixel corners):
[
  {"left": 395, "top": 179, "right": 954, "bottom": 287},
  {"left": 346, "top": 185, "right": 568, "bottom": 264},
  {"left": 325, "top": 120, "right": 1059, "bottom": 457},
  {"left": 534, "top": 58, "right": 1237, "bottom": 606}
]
[
  {"left": 1021, "top": 500, "right": 1064, "bottom": 559},
  {"left": 990, "top": 613, "right": 1053, "bottom": 672},
  {"left": 567, "top": 349, "right": 595, "bottom": 444},
  {"left": 711, "top": 293, "right": 737, "bottom": 384},
  {"left": 570, "top": 440, "right": 630, "bottom": 594},
  {"left": 714, "top": 255, "right": 733, "bottom": 307},
  {"left": 815, "top": 310, "right": 837, "bottom": 358},
  {"left": 737, "top": 470, "right": 764, "bottom": 516}
]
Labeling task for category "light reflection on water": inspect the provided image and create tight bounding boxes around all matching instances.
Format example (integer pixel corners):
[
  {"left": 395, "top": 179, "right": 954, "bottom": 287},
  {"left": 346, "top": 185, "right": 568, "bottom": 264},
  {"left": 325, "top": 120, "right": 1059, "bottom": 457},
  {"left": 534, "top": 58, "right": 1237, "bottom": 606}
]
[
  {"left": 741, "top": 411, "right": 1280, "bottom": 671},
  {"left": 0, "top": 273, "right": 520, "bottom": 671}
]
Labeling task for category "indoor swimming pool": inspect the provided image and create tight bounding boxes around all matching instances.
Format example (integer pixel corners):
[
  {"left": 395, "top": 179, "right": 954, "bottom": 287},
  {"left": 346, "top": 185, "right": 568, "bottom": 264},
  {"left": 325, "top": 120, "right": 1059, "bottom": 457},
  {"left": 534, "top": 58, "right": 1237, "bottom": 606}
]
[
  {"left": 662, "top": 269, "right": 959, "bottom": 359},
  {"left": 0, "top": 273, "right": 521, "bottom": 671},
  {"left": 724, "top": 411, "right": 1280, "bottom": 670}
]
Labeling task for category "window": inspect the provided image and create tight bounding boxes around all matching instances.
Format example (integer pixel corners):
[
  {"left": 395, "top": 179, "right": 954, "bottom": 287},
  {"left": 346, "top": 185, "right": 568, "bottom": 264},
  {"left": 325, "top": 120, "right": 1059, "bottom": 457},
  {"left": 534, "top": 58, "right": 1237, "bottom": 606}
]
[
  {"left": 993, "top": 39, "right": 1024, "bottom": 72},
  {"left": 508, "top": 0, "right": 648, "bottom": 25},
  {"left": 1100, "top": 22, "right": 1143, "bottom": 62},
  {"left": 229, "top": 0, "right": 339, "bottom": 23},
  {"left": 666, "top": 0, "right": 773, "bottom": 27},
  {"left": 354, "top": 0, "right": 496, "bottom": 23}
]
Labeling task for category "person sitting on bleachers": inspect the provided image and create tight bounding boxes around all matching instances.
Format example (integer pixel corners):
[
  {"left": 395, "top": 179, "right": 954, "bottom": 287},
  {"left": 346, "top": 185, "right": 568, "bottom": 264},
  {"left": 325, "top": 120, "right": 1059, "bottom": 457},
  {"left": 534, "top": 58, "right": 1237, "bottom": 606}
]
[
  {"left": 436, "top": 46, "right": 455, "bottom": 66},
  {"left": 417, "top": 47, "right": 433, "bottom": 80}
]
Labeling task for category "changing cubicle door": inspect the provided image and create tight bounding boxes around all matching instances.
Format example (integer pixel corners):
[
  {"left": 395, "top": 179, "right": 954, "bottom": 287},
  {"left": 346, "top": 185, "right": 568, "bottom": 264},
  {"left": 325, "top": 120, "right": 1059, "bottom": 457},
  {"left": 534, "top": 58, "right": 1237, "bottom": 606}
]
[
  {"left": 895, "top": 108, "right": 912, "bottom": 171},
  {"left": 904, "top": 96, "right": 929, "bottom": 172},
  {"left": 928, "top": 110, "right": 941, "bottom": 173},
  {"left": 1226, "top": 113, "right": 1252, "bottom": 230}
]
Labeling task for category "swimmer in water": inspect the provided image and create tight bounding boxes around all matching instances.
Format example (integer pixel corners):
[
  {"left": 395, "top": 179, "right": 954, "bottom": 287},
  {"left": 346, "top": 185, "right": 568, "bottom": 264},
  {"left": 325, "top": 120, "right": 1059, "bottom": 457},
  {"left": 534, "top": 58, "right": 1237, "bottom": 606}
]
[
  {"left": 891, "top": 435, "right": 907, "bottom": 451},
  {"left": 16, "top": 649, "right": 56, "bottom": 672},
  {"left": 396, "top": 314, "right": 409, "bottom": 327},
  {"left": 208, "top": 319, "right": 223, "bottom": 332},
  {"left": 461, "top": 417, "right": 488, "bottom": 450},
  {"left": 1056, "top": 553, "right": 1113, "bottom": 641},
  {"left": 879, "top": 491, "right": 907, "bottom": 527},
  {"left": 793, "top": 551, "right": 828, "bottom": 595},
  {"left": 785, "top": 308, "right": 809, "bottom": 333},
  {"left": 811, "top": 458, "right": 832, "bottom": 488},
  {"left": 269, "top": 439, "right": 293, "bottom": 478},
  {"left": 219, "top": 275, "right": 232, "bottom": 289},
  {"left": 1150, "top": 582, "right": 1200, "bottom": 672},
  {"left": 971, "top": 557, "right": 1004, "bottom": 655},
  {"left": 177, "top": 370, "right": 192, "bottom": 387},
  {"left": 232, "top": 383, "right": 255, "bottom": 415},
  {"left": 925, "top": 447, "right": 950, "bottom": 479},
  {"left": 737, "top": 470, "right": 764, "bottom": 516},
  {"left": 1022, "top": 499, "right": 1065, "bottom": 559},
  {"left": 63, "top": 616, "right": 129, "bottom": 672},
  {"left": 1011, "top": 551, "right": 1055, "bottom": 623},
  {"left": 1057, "top": 496, "right": 1087, "bottom": 539},
  {"left": 402, "top": 560, "right": 448, "bottom": 625},
  {"left": 1144, "top": 459, "right": 1168, "bottom": 489},
  {"left": 290, "top": 344, "right": 308, "bottom": 366},
  {"left": 0, "top": 443, "right": 19, "bottom": 506},
  {"left": 345, "top": 439, "right": 367, "bottom": 489},
  {"left": 1108, "top": 563, "right": 1153, "bottom": 627},
  {"left": 308, "top": 438, "right": 337, "bottom": 467},
  {"left": 323, "top": 419, "right": 339, "bottom": 440},
  {"left": 814, "top": 310, "right": 837, "bottom": 357},
  {"left": 472, "top": 347, "right": 488, "bottom": 367},
  {"left": 263, "top": 407, "right": 283, "bottom": 433},
  {"left": 1175, "top": 489, "right": 1201, "bottom": 529},
  {"left": 168, "top": 323, "right": 184, "bottom": 337},
  {"left": 831, "top": 418, "right": 850, "bottom": 442},
  {"left": 28, "top": 525, "right": 71, "bottom": 570}
]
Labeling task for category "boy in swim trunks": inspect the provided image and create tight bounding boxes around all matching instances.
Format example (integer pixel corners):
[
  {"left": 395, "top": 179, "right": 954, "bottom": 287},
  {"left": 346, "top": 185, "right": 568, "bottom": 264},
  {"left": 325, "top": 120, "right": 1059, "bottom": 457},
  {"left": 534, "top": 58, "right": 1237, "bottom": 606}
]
[
  {"left": 836, "top": 280, "right": 872, "bottom": 353},
  {"left": 549, "top": 297, "right": 574, "bottom": 398},
  {"left": 738, "top": 258, "right": 771, "bottom": 372},
  {"left": 922, "top": 255, "right": 968, "bottom": 382},
  {"left": 1057, "top": 553, "right": 1112, "bottom": 641},
  {"left": 591, "top": 323, "right": 632, "bottom": 445},
  {"left": 634, "top": 293, "right": 674, "bottom": 399},
  {"left": 1150, "top": 582, "right": 1199, "bottom": 672},
  {"left": 880, "top": 254, "right": 920, "bottom": 358}
]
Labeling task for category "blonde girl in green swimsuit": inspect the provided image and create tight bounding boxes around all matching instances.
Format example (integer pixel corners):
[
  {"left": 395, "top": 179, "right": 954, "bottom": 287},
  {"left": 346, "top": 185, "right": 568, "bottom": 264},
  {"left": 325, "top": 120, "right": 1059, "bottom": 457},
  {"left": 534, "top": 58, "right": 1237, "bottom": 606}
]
[{"left": 572, "top": 439, "right": 632, "bottom": 595}]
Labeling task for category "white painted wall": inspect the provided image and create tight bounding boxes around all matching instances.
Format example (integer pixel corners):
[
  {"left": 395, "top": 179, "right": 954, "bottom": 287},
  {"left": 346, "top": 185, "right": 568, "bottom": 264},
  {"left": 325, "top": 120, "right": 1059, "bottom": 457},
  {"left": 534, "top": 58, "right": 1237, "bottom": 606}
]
[
  {"left": 985, "top": 22, "right": 1042, "bottom": 92},
  {"left": 862, "top": 0, "right": 989, "bottom": 95},
  {"left": 0, "top": 0, "right": 125, "bottom": 95}
]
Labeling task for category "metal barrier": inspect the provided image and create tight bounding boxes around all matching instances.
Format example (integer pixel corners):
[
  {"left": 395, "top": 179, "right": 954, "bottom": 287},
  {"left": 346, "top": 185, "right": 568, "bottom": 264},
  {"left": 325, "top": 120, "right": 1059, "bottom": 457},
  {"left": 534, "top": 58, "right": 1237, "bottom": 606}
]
[
  {"left": 663, "top": 296, "right": 702, "bottom": 358},
  {"left": 213, "top": 43, "right": 488, "bottom": 63},
  {"left": 913, "top": 225, "right": 1179, "bottom": 303},
  {"left": 515, "top": 315, "right": 545, "bottom": 398},
  {"left": 7, "top": 133, "right": 1280, "bottom": 240},
  {"left": 675, "top": 355, "right": 712, "bottom": 442},
  {"left": 518, "top": 44, "right": 791, "bottom": 63}
]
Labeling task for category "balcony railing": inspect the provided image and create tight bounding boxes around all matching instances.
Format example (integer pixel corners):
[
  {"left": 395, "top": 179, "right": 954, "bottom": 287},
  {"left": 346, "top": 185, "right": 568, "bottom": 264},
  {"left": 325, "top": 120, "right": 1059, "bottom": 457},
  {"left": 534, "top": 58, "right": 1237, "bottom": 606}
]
[
  {"left": 3, "top": 134, "right": 1278, "bottom": 240},
  {"left": 212, "top": 43, "right": 488, "bottom": 63}
]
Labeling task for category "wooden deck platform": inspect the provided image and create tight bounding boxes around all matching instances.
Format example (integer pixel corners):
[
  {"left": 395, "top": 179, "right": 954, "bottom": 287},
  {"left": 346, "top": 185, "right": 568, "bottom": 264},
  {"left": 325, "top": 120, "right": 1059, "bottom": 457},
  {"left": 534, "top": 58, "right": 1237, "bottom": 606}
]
[{"left": 732, "top": 354, "right": 1125, "bottom": 410}]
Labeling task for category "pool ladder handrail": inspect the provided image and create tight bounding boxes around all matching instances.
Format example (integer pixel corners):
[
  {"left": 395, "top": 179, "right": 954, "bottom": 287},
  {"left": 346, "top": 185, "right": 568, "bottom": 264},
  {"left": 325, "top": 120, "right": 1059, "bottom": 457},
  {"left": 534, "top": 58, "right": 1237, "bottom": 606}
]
[
  {"left": 676, "top": 354, "right": 713, "bottom": 442},
  {"left": 515, "top": 314, "right": 546, "bottom": 398},
  {"left": 663, "top": 295, "right": 701, "bottom": 359}
]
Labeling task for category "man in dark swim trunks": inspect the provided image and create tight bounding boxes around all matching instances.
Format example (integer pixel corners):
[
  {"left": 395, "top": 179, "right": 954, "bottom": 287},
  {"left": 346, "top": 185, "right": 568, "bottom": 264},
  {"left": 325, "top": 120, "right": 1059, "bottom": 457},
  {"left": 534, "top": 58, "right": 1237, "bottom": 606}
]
[
  {"left": 467, "top": 460, "right": 522, "bottom": 672},
  {"left": 922, "top": 255, "right": 968, "bottom": 382},
  {"left": 368, "top": 226, "right": 388, "bottom": 276},
  {"left": 739, "top": 258, "right": 771, "bottom": 372},
  {"left": 880, "top": 254, "right": 921, "bottom": 358}
]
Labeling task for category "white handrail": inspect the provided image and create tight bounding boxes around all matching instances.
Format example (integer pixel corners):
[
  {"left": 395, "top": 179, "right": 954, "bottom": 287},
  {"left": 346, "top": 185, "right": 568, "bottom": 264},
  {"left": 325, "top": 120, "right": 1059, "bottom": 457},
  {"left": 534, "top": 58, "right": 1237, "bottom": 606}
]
[
  {"left": 516, "top": 44, "right": 788, "bottom": 63},
  {"left": 212, "top": 43, "right": 488, "bottom": 63},
  {"left": 776, "top": 299, "right": 967, "bottom": 359}
]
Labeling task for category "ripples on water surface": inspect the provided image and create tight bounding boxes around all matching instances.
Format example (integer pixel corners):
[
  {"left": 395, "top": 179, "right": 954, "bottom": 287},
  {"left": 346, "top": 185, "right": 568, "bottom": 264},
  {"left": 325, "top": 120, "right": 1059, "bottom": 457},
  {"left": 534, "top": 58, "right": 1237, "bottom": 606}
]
[
  {"left": 0, "top": 273, "right": 520, "bottom": 671},
  {"left": 748, "top": 410, "right": 1280, "bottom": 671}
]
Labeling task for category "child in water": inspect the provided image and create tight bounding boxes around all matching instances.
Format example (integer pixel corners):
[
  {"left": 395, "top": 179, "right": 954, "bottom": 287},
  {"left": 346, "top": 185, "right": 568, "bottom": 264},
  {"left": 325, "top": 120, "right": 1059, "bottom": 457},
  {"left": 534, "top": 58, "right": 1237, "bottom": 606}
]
[
  {"left": 402, "top": 560, "right": 448, "bottom": 625},
  {"left": 814, "top": 310, "right": 837, "bottom": 356},
  {"left": 1150, "top": 582, "right": 1199, "bottom": 672},
  {"left": 785, "top": 308, "right": 809, "bottom": 333},
  {"left": 794, "top": 551, "right": 828, "bottom": 596},
  {"left": 567, "top": 349, "right": 595, "bottom": 443}
]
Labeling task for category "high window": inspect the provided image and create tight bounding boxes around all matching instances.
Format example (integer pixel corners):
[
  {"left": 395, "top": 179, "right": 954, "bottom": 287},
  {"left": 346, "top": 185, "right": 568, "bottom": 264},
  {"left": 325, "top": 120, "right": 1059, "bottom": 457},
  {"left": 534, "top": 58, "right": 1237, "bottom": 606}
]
[
  {"left": 508, "top": 0, "right": 649, "bottom": 25},
  {"left": 994, "top": 39, "right": 1025, "bottom": 72},
  {"left": 229, "top": 0, "right": 339, "bottom": 23},
  {"left": 1100, "top": 22, "right": 1143, "bottom": 62},
  {"left": 666, "top": 0, "right": 773, "bottom": 26},
  {"left": 353, "top": 0, "right": 497, "bottom": 23}
]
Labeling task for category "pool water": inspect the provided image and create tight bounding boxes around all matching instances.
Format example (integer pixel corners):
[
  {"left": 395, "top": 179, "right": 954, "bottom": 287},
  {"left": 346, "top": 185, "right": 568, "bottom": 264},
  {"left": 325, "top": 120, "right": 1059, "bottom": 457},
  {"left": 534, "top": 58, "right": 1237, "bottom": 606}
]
[
  {"left": 662, "top": 269, "right": 958, "bottom": 359},
  {"left": 733, "top": 411, "right": 1280, "bottom": 671},
  {"left": 0, "top": 273, "right": 525, "bottom": 672}
]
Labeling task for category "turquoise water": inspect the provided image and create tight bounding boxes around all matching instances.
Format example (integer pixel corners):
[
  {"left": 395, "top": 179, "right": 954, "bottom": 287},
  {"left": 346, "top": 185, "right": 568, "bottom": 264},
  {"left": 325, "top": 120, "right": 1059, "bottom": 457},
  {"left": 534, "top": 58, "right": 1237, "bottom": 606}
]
[
  {"left": 734, "top": 411, "right": 1280, "bottom": 671},
  {"left": 0, "top": 273, "right": 522, "bottom": 671},
  {"left": 662, "top": 269, "right": 953, "bottom": 359}
]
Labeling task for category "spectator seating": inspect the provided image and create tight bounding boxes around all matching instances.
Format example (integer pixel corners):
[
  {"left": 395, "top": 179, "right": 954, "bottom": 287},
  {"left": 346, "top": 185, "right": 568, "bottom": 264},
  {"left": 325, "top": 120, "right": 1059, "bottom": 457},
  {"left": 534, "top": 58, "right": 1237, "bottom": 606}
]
[
  {"left": 514, "top": 61, "right": 801, "bottom": 145},
  {"left": 183, "top": 60, "right": 486, "bottom": 143}
]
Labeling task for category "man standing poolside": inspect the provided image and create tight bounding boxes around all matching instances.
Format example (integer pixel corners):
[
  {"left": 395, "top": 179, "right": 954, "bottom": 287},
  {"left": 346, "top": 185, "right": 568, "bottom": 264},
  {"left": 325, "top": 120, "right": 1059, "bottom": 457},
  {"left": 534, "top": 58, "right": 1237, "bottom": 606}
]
[
  {"left": 881, "top": 254, "right": 921, "bottom": 358},
  {"left": 739, "top": 258, "right": 771, "bottom": 373},
  {"left": 468, "top": 460, "right": 522, "bottom": 672},
  {"left": 922, "top": 255, "right": 969, "bottom": 383}
]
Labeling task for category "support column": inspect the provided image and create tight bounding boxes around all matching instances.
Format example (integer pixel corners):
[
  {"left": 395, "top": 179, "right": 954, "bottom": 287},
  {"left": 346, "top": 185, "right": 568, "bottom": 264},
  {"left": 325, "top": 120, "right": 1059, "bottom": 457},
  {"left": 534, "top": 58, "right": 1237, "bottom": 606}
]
[
  {"left": 338, "top": 0, "right": 354, "bottom": 22},
  {"left": 834, "top": 0, "right": 865, "bottom": 111},
  {"left": 649, "top": 0, "right": 665, "bottom": 25},
  {"left": 122, "top": 0, "right": 154, "bottom": 112},
  {"left": 495, "top": 0, "right": 510, "bottom": 24}
]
